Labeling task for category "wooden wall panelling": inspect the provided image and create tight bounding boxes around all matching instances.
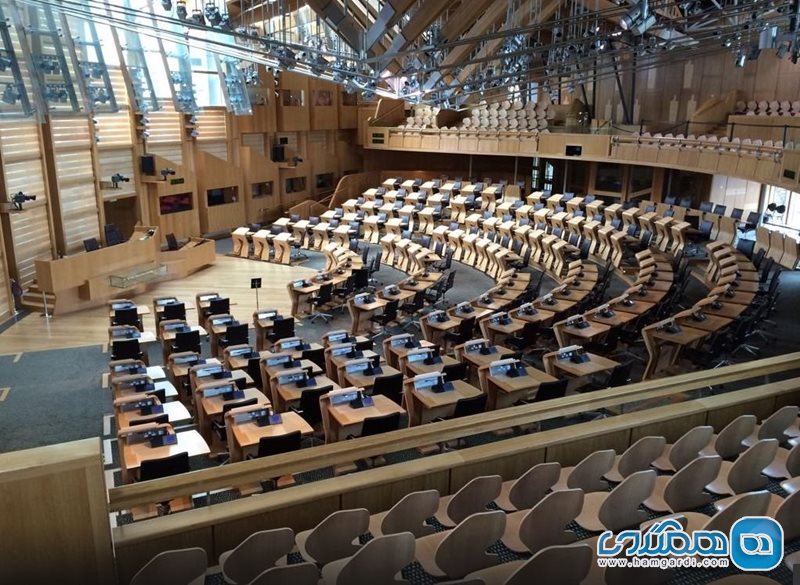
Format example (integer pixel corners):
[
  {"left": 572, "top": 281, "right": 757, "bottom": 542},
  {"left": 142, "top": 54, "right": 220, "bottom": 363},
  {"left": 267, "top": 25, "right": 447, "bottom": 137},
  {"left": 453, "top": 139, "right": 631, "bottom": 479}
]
[
  {"left": 448, "top": 442, "right": 546, "bottom": 491},
  {"left": 240, "top": 146, "right": 281, "bottom": 223},
  {"left": 195, "top": 150, "right": 245, "bottom": 234},
  {"left": 114, "top": 526, "right": 213, "bottom": 585},
  {"left": 339, "top": 90, "right": 359, "bottom": 128},
  {"left": 336, "top": 130, "right": 363, "bottom": 177},
  {"left": 277, "top": 72, "right": 311, "bottom": 132},
  {"left": 309, "top": 79, "right": 340, "bottom": 130},
  {"left": 142, "top": 154, "right": 200, "bottom": 243},
  {"left": 0, "top": 439, "right": 114, "bottom": 585},
  {"left": 308, "top": 130, "right": 338, "bottom": 198},
  {"left": 279, "top": 164, "right": 311, "bottom": 209},
  {"left": 0, "top": 219, "right": 13, "bottom": 320},
  {"left": 232, "top": 70, "right": 277, "bottom": 136}
]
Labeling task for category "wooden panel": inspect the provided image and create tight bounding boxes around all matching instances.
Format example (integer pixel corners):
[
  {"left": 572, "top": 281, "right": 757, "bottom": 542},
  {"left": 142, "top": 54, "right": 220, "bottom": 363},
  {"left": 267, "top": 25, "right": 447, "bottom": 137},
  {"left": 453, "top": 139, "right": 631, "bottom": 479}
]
[
  {"left": 195, "top": 108, "right": 228, "bottom": 141},
  {"left": 0, "top": 439, "right": 114, "bottom": 585},
  {"left": 96, "top": 110, "right": 134, "bottom": 147},
  {"left": 54, "top": 150, "right": 100, "bottom": 254},
  {"left": 115, "top": 526, "right": 213, "bottom": 585},
  {"left": 241, "top": 133, "right": 265, "bottom": 155},
  {"left": 147, "top": 143, "right": 183, "bottom": 167},
  {"left": 545, "top": 429, "right": 631, "bottom": 467},
  {"left": 146, "top": 110, "right": 183, "bottom": 144},
  {"left": 705, "top": 399, "right": 777, "bottom": 431},
  {"left": 449, "top": 443, "right": 546, "bottom": 491},
  {"left": 98, "top": 148, "right": 137, "bottom": 200},
  {"left": 3, "top": 158, "right": 47, "bottom": 197},
  {"left": 7, "top": 205, "right": 52, "bottom": 286},
  {"left": 341, "top": 470, "right": 451, "bottom": 514},
  {"left": 197, "top": 140, "right": 228, "bottom": 161},
  {"left": 629, "top": 411, "right": 707, "bottom": 443},
  {"left": 0, "top": 221, "right": 12, "bottom": 320},
  {"left": 50, "top": 117, "right": 92, "bottom": 149}
]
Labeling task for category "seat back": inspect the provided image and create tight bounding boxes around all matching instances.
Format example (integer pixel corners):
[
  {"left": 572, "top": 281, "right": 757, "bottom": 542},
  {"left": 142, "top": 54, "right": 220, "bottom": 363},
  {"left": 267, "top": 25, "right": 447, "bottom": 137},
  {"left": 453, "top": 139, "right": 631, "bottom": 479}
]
[
  {"left": 435, "top": 511, "right": 506, "bottom": 579},
  {"left": 256, "top": 430, "right": 302, "bottom": 458},
  {"left": 704, "top": 490, "right": 771, "bottom": 533},
  {"left": 163, "top": 302, "right": 186, "bottom": 321},
  {"left": 305, "top": 508, "right": 369, "bottom": 565},
  {"left": 664, "top": 455, "right": 722, "bottom": 512},
  {"left": 174, "top": 330, "right": 201, "bottom": 352},
  {"left": 506, "top": 543, "right": 592, "bottom": 585},
  {"left": 607, "top": 362, "right": 633, "bottom": 387},
  {"left": 774, "top": 489, "right": 800, "bottom": 541},
  {"left": 301, "top": 347, "right": 325, "bottom": 370},
  {"left": 112, "top": 339, "right": 142, "bottom": 360},
  {"left": 336, "top": 532, "right": 415, "bottom": 585},
  {"left": 220, "top": 528, "right": 295, "bottom": 585},
  {"left": 669, "top": 426, "right": 714, "bottom": 471},
  {"left": 508, "top": 461, "right": 561, "bottom": 510},
  {"left": 166, "top": 233, "right": 179, "bottom": 250},
  {"left": 787, "top": 443, "right": 800, "bottom": 478},
  {"left": 617, "top": 436, "right": 667, "bottom": 479},
  {"left": 139, "top": 451, "right": 190, "bottom": 481},
  {"left": 224, "top": 324, "right": 249, "bottom": 345},
  {"left": 316, "top": 283, "right": 333, "bottom": 303},
  {"left": 114, "top": 307, "right": 139, "bottom": 326},
  {"left": 382, "top": 300, "right": 399, "bottom": 322},
  {"left": 360, "top": 412, "right": 401, "bottom": 436},
  {"left": 372, "top": 373, "right": 404, "bottom": 404},
  {"left": 130, "top": 414, "right": 169, "bottom": 426},
  {"left": 380, "top": 490, "right": 439, "bottom": 537},
  {"left": 758, "top": 406, "right": 800, "bottom": 442},
  {"left": 599, "top": 470, "right": 657, "bottom": 531},
  {"left": 727, "top": 438, "right": 779, "bottom": 494},
  {"left": 452, "top": 394, "right": 488, "bottom": 418},
  {"left": 208, "top": 297, "right": 230, "bottom": 316},
  {"left": 83, "top": 238, "right": 100, "bottom": 252},
  {"left": 442, "top": 362, "right": 468, "bottom": 382},
  {"left": 533, "top": 379, "right": 568, "bottom": 402},
  {"left": 298, "top": 386, "right": 329, "bottom": 426},
  {"left": 518, "top": 488, "right": 583, "bottom": 554},
  {"left": 271, "top": 317, "right": 296, "bottom": 340},
  {"left": 130, "top": 547, "right": 207, "bottom": 585},
  {"left": 566, "top": 449, "right": 615, "bottom": 492},
  {"left": 446, "top": 475, "right": 502, "bottom": 525},
  {"left": 713, "top": 415, "right": 757, "bottom": 459}
]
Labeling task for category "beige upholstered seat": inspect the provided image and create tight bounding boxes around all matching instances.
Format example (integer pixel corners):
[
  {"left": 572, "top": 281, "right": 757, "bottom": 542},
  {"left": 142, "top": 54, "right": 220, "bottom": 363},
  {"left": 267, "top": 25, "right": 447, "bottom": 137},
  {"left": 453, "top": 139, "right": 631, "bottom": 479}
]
[
  {"left": 552, "top": 449, "right": 615, "bottom": 492},
  {"left": 763, "top": 442, "right": 800, "bottom": 479},
  {"left": 501, "top": 488, "right": 583, "bottom": 553},
  {"left": 651, "top": 426, "right": 714, "bottom": 472},
  {"left": 575, "top": 470, "right": 656, "bottom": 532},
  {"left": 320, "top": 532, "right": 415, "bottom": 585},
  {"left": 494, "top": 462, "right": 560, "bottom": 512},
  {"left": 706, "top": 438, "right": 778, "bottom": 495},
  {"left": 296, "top": 508, "right": 369, "bottom": 566},
  {"left": 434, "top": 475, "right": 502, "bottom": 527},
  {"left": 130, "top": 547, "right": 207, "bottom": 585},
  {"left": 247, "top": 563, "right": 319, "bottom": 585},
  {"left": 699, "top": 415, "right": 756, "bottom": 459},
  {"left": 604, "top": 436, "right": 666, "bottom": 482},
  {"left": 415, "top": 510, "right": 506, "bottom": 579},
  {"left": 742, "top": 406, "right": 799, "bottom": 447},
  {"left": 643, "top": 455, "right": 721, "bottom": 513},
  {"left": 467, "top": 543, "right": 593, "bottom": 585},
  {"left": 219, "top": 528, "right": 295, "bottom": 584},
  {"left": 369, "top": 490, "right": 439, "bottom": 537}
]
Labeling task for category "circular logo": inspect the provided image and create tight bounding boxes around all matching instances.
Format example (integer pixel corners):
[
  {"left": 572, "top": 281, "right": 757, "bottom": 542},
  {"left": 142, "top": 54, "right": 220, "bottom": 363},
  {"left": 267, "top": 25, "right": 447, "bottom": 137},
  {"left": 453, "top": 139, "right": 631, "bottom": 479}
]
[{"left": 729, "top": 516, "right": 784, "bottom": 572}]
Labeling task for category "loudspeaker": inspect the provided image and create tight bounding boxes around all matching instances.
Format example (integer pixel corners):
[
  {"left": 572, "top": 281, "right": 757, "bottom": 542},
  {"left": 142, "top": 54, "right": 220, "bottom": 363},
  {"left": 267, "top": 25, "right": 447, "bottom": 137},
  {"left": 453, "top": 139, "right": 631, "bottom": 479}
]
[
  {"left": 271, "top": 144, "right": 285, "bottom": 162},
  {"left": 140, "top": 155, "right": 156, "bottom": 175}
]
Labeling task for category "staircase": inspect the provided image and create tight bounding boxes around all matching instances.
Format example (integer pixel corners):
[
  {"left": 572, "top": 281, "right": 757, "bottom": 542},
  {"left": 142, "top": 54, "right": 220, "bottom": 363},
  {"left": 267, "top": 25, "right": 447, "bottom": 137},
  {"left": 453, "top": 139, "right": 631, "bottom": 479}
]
[{"left": 20, "top": 280, "right": 56, "bottom": 314}]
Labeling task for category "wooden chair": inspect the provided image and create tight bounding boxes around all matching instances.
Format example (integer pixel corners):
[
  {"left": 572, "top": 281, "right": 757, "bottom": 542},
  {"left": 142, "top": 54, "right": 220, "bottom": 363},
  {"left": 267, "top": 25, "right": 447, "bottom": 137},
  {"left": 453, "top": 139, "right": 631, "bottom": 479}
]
[
  {"left": 321, "top": 532, "right": 414, "bottom": 585},
  {"left": 494, "top": 461, "right": 560, "bottom": 512},
  {"left": 575, "top": 469, "right": 656, "bottom": 532},
  {"left": 604, "top": 436, "right": 666, "bottom": 482},
  {"left": 774, "top": 489, "right": 800, "bottom": 541},
  {"left": 415, "top": 510, "right": 506, "bottom": 579},
  {"left": 130, "top": 548, "right": 207, "bottom": 585},
  {"left": 219, "top": 528, "right": 295, "bottom": 585},
  {"left": 699, "top": 415, "right": 756, "bottom": 459},
  {"left": 706, "top": 438, "right": 779, "bottom": 496},
  {"left": 743, "top": 405, "right": 800, "bottom": 447},
  {"left": 644, "top": 490, "right": 771, "bottom": 535},
  {"left": 368, "top": 489, "right": 439, "bottom": 538},
  {"left": 651, "top": 425, "right": 714, "bottom": 472},
  {"left": 501, "top": 488, "right": 583, "bottom": 554},
  {"left": 468, "top": 543, "right": 592, "bottom": 585},
  {"left": 295, "top": 508, "right": 369, "bottom": 566},
  {"left": 434, "top": 475, "right": 502, "bottom": 527},
  {"left": 552, "top": 449, "right": 615, "bottom": 492},
  {"left": 643, "top": 455, "right": 721, "bottom": 513},
  {"left": 763, "top": 442, "right": 800, "bottom": 479},
  {"left": 248, "top": 563, "right": 319, "bottom": 585}
]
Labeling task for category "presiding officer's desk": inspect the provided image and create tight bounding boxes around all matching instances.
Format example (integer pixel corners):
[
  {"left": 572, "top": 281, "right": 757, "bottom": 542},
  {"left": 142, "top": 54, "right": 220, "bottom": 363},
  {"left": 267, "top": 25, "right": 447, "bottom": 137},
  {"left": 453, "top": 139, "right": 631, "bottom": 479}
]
[{"left": 117, "top": 422, "right": 209, "bottom": 484}]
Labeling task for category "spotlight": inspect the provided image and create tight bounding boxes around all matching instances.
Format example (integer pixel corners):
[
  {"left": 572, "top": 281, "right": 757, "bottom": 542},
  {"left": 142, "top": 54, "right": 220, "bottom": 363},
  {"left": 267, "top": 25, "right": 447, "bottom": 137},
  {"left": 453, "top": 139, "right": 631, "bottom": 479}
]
[
  {"left": 161, "top": 0, "right": 172, "bottom": 10},
  {"left": 735, "top": 52, "right": 746, "bottom": 67},
  {"left": 620, "top": 0, "right": 656, "bottom": 35},
  {"left": 175, "top": 0, "right": 187, "bottom": 19},
  {"left": 776, "top": 41, "right": 789, "bottom": 59},
  {"left": 204, "top": 2, "right": 221, "bottom": 25},
  {"left": 190, "top": 9, "right": 205, "bottom": 25},
  {"left": 2, "top": 83, "right": 19, "bottom": 105}
]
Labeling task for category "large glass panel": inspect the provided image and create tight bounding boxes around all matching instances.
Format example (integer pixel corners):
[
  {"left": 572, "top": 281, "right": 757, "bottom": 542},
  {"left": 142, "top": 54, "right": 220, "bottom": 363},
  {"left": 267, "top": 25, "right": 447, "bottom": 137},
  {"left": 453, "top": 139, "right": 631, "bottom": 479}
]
[{"left": 596, "top": 163, "right": 623, "bottom": 192}]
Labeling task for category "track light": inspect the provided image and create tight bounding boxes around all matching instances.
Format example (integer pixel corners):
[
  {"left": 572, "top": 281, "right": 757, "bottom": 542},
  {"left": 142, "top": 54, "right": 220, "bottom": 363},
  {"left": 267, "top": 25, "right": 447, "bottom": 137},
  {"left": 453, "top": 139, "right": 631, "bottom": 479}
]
[
  {"left": 2, "top": 84, "right": 19, "bottom": 105},
  {"left": 204, "top": 2, "right": 222, "bottom": 25},
  {"left": 735, "top": 52, "right": 747, "bottom": 67},
  {"left": 190, "top": 9, "right": 205, "bottom": 25},
  {"left": 175, "top": 0, "right": 187, "bottom": 19},
  {"left": 161, "top": 0, "right": 172, "bottom": 10},
  {"left": 620, "top": 0, "right": 656, "bottom": 35}
]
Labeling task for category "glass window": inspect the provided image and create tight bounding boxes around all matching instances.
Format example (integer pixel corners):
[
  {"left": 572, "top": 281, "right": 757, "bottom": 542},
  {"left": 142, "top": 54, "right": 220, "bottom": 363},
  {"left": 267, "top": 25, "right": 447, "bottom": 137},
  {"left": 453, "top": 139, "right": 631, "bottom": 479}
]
[
  {"left": 159, "top": 193, "right": 192, "bottom": 214},
  {"left": 285, "top": 177, "right": 307, "bottom": 194},
  {"left": 765, "top": 186, "right": 800, "bottom": 230},
  {"left": 341, "top": 92, "right": 357, "bottom": 106},
  {"left": 251, "top": 181, "right": 273, "bottom": 199},
  {"left": 206, "top": 186, "right": 237, "bottom": 206},
  {"left": 313, "top": 90, "right": 333, "bottom": 107},
  {"left": 282, "top": 90, "right": 304, "bottom": 107},
  {"left": 630, "top": 166, "right": 653, "bottom": 193},
  {"left": 596, "top": 163, "right": 623, "bottom": 192}
]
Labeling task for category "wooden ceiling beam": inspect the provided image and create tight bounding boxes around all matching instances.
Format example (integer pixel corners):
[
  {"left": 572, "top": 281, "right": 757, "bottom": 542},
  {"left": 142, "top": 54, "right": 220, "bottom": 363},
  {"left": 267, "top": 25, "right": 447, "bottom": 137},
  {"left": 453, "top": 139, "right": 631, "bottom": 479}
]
[{"left": 364, "top": 0, "right": 417, "bottom": 51}]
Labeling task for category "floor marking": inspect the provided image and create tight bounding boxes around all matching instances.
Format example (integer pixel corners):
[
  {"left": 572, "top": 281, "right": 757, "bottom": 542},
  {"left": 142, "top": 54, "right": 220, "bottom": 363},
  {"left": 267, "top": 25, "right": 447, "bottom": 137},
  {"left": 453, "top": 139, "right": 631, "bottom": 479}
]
[
  {"left": 103, "top": 414, "right": 112, "bottom": 436},
  {"left": 13, "top": 352, "right": 22, "bottom": 363},
  {"left": 103, "top": 438, "right": 114, "bottom": 465},
  {"left": 101, "top": 343, "right": 108, "bottom": 354},
  {"left": 101, "top": 373, "right": 109, "bottom": 389},
  {"left": 0, "top": 388, "right": 9, "bottom": 402},
  {"left": 108, "top": 511, "right": 119, "bottom": 529}
]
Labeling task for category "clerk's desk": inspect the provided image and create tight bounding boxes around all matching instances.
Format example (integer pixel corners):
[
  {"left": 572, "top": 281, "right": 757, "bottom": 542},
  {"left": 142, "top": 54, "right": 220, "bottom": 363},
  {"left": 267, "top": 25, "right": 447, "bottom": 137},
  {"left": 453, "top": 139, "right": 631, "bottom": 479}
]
[
  {"left": 478, "top": 359, "right": 557, "bottom": 410},
  {"left": 320, "top": 388, "right": 406, "bottom": 443},
  {"left": 114, "top": 394, "right": 192, "bottom": 429},
  {"left": 225, "top": 405, "right": 314, "bottom": 462},
  {"left": 35, "top": 226, "right": 161, "bottom": 315},
  {"left": 118, "top": 422, "right": 209, "bottom": 484},
  {"left": 404, "top": 374, "right": 483, "bottom": 426}
]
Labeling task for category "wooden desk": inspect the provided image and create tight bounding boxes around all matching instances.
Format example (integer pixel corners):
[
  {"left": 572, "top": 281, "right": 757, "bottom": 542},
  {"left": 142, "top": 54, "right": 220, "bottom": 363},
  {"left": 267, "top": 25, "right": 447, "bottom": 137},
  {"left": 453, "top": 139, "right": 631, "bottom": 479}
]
[
  {"left": 485, "top": 318, "right": 525, "bottom": 346},
  {"left": 543, "top": 352, "right": 619, "bottom": 378},
  {"left": 482, "top": 366, "right": 557, "bottom": 410},
  {"left": 457, "top": 345, "right": 510, "bottom": 386},
  {"left": 405, "top": 355, "right": 459, "bottom": 377},
  {"left": 324, "top": 395, "right": 406, "bottom": 442},
  {"left": 702, "top": 301, "right": 748, "bottom": 319},
  {"left": 651, "top": 325, "right": 708, "bottom": 346},
  {"left": 161, "top": 325, "right": 206, "bottom": 342},
  {"left": 534, "top": 298, "right": 576, "bottom": 313},
  {"left": 614, "top": 299, "right": 656, "bottom": 316},
  {"left": 197, "top": 388, "right": 270, "bottom": 442},
  {"left": 343, "top": 365, "right": 403, "bottom": 390},
  {"left": 510, "top": 307, "right": 556, "bottom": 324},
  {"left": 108, "top": 304, "right": 151, "bottom": 319},
  {"left": 379, "top": 289, "right": 415, "bottom": 304},
  {"left": 676, "top": 313, "right": 732, "bottom": 332},
  {"left": 116, "top": 401, "right": 192, "bottom": 429},
  {"left": 273, "top": 375, "right": 340, "bottom": 412},
  {"left": 227, "top": 410, "right": 314, "bottom": 462},
  {"left": 558, "top": 320, "right": 610, "bottom": 347},
  {"left": 587, "top": 310, "right": 639, "bottom": 328},
  {"left": 405, "top": 380, "right": 483, "bottom": 426},
  {"left": 349, "top": 299, "right": 388, "bottom": 335},
  {"left": 327, "top": 349, "right": 379, "bottom": 384},
  {"left": 113, "top": 380, "right": 178, "bottom": 401},
  {"left": 109, "top": 330, "right": 157, "bottom": 345},
  {"left": 119, "top": 429, "right": 209, "bottom": 484},
  {"left": 422, "top": 315, "right": 462, "bottom": 345},
  {"left": 384, "top": 340, "right": 434, "bottom": 369}
]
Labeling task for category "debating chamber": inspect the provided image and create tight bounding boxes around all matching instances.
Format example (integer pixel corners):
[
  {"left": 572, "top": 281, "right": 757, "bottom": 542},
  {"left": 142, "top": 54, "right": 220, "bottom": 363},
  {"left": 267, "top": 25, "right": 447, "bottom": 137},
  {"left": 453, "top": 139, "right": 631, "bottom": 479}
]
[{"left": 2, "top": 0, "right": 800, "bottom": 583}]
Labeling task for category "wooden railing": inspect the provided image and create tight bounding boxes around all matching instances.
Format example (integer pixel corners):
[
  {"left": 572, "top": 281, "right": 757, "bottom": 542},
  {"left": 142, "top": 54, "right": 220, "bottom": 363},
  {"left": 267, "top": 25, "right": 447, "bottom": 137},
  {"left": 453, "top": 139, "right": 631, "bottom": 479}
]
[
  {"left": 112, "top": 367, "right": 800, "bottom": 583},
  {"left": 107, "top": 352, "right": 800, "bottom": 512}
]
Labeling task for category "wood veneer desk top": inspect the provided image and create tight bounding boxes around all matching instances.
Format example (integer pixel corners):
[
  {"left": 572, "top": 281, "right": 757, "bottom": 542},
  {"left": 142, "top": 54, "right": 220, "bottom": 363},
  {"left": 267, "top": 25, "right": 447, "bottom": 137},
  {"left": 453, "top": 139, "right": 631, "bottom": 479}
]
[
  {"left": 546, "top": 353, "right": 620, "bottom": 378},
  {"left": 486, "top": 367, "right": 557, "bottom": 393},
  {"left": 327, "top": 395, "right": 406, "bottom": 428},
  {"left": 122, "top": 430, "right": 209, "bottom": 473},
  {"left": 407, "top": 379, "right": 482, "bottom": 409},
  {"left": 200, "top": 388, "right": 270, "bottom": 417},
  {"left": 230, "top": 411, "right": 314, "bottom": 449},
  {"left": 344, "top": 366, "right": 403, "bottom": 389},
  {"left": 275, "top": 375, "right": 340, "bottom": 405}
]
